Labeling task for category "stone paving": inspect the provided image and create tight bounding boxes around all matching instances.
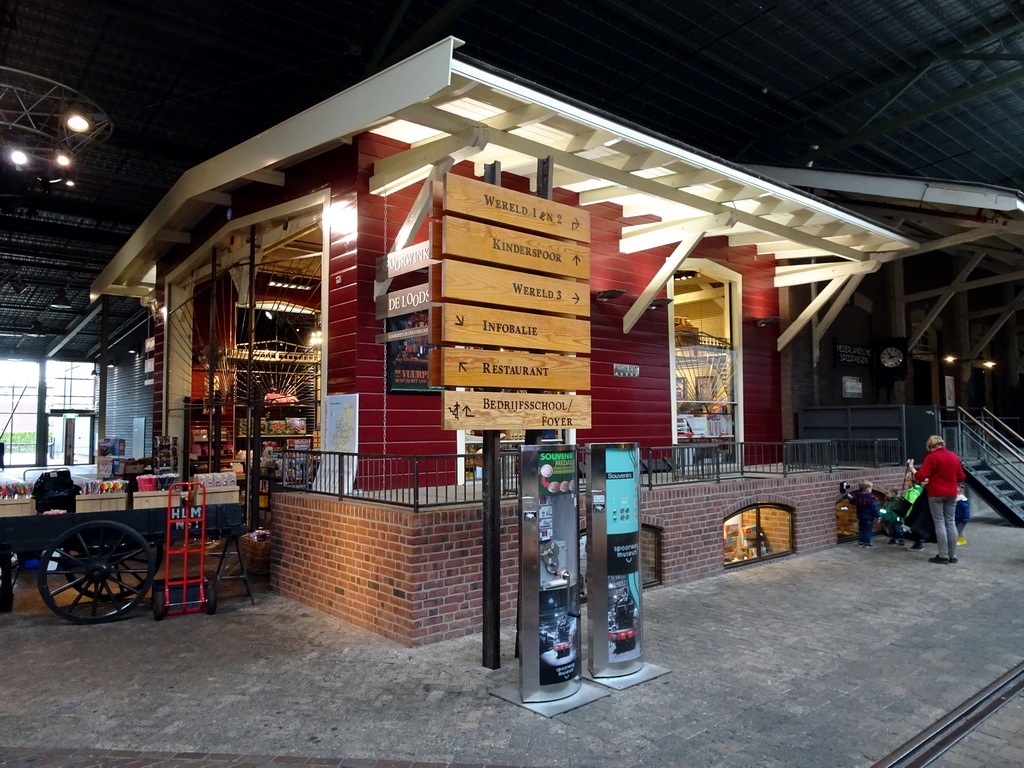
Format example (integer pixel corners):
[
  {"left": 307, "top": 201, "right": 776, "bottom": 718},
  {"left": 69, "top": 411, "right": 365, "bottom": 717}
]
[{"left": 1, "top": 500, "right": 1022, "bottom": 768}]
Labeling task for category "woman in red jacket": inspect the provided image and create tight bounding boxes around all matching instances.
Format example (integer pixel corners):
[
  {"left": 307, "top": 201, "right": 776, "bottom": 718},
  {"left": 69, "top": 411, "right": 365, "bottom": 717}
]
[{"left": 912, "top": 435, "right": 966, "bottom": 564}]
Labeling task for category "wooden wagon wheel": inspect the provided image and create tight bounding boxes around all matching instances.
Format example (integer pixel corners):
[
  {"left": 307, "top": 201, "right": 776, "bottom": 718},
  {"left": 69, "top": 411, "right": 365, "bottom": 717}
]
[{"left": 37, "top": 520, "right": 155, "bottom": 624}]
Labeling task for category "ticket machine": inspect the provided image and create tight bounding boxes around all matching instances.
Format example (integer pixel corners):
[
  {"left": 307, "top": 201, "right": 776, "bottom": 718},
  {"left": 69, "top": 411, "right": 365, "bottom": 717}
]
[
  {"left": 586, "top": 443, "right": 644, "bottom": 678},
  {"left": 518, "top": 444, "right": 582, "bottom": 703}
]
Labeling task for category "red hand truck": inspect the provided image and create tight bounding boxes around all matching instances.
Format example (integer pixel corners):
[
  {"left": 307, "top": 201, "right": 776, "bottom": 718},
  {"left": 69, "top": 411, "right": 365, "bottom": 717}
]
[{"left": 152, "top": 482, "right": 217, "bottom": 620}]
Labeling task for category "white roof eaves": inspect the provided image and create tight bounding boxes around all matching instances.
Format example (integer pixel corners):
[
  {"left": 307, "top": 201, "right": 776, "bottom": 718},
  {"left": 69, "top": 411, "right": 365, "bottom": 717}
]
[
  {"left": 90, "top": 37, "right": 464, "bottom": 300},
  {"left": 451, "top": 58, "right": 915, "bottom": 248},
  {"left": 747, "top": 165, "right": 1024, "bottom": 214}
]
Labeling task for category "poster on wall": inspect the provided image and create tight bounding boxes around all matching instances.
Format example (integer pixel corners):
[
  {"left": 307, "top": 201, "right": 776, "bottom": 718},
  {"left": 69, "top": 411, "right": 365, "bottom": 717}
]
[
  {"left": 313, "top": 394, "right": 358, "bottom": 495},
  {"left": 386, "top": 311, "right": 437, "bottom": 393},
  {"left": 945, "top": 375, "right": 956, "bottom": 408}
]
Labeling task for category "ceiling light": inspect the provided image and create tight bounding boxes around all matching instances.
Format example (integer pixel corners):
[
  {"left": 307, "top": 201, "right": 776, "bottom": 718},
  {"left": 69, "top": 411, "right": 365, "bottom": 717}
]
[
  {"left": 65, "top": 179, "right": 75, "bottom": 187},
  {"left": 55, "top": 152, "right": 71, "bottom": 166},
  {"left": 107, "top": 361, "right": 115, "bottom": 369},
  {"left": 983, "top": 360, "right": 996, "bottom": 368},
  {"left": 944, "top": 355, "right": 956, "bottom": 363},
  {"left": 310, "top": 330, "right": 322, "bottom": 345},
  {"left": 264, "top": 310, "right": 273, "bottom": 319},
  {"left": 9, "top": 150, "right": 27, "bottom": 165},
  {"left": 675, "top": 270, "right": 698, "bottom": 280},
  {"left": 49, "top": 287, "right": 72, "bottom": 309},
  {"left": 66, "top": 113, "right": 90, "bottom": 132}
]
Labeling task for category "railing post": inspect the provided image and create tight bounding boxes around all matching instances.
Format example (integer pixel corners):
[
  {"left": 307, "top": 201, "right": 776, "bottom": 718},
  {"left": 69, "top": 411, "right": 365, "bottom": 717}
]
[{"left": 413, "top": 456, "right": 420, "bottom": 513}]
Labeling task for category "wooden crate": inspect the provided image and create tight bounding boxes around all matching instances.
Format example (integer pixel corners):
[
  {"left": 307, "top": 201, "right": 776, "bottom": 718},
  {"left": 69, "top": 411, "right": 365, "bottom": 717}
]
[
  {"left": 0, "top": 498, "right": 34, "bottom": 518},
  {"left": 76, "top": 493, "right": 128, "bottom": 514},
  {"left": 132, "top": 490, "right": 173, "bottom": 510},
  {"left": 204, "top": 486, "right": 239, "bottom": 505}
]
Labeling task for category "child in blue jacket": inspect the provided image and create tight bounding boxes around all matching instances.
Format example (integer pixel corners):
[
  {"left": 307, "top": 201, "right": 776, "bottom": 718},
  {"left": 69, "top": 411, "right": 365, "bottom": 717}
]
[{"left": 849, "top": 480, "right": 881, "bottom": 548}]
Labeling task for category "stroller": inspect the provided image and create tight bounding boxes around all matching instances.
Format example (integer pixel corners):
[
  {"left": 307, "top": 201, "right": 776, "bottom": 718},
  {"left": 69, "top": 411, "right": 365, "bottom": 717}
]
[{"left": 880, "top": 481, "right": 925, "bottom": 546}]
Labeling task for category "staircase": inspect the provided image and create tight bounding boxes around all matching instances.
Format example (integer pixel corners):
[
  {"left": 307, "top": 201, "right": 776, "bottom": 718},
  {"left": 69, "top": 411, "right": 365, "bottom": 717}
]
[{"left": 951, "top": 409, "right": 1024, "bottom": 528}]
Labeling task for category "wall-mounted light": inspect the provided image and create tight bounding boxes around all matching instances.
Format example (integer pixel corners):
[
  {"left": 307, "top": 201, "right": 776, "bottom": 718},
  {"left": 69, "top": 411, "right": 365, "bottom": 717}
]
[
  {"left": 647, "top": 297, "right": 674, "bottom": 311},
  {"left": 943, "top": 355, "right": 956, "bottom": 363},
  {"left": 595, "top": 288, "right": 625, "bottom": 303},
  {"left": 756, "top": 316, "right": 781, "bottom": 327},
  {"left": 982, "top": 360, "right": 996, "bottom": 368}
]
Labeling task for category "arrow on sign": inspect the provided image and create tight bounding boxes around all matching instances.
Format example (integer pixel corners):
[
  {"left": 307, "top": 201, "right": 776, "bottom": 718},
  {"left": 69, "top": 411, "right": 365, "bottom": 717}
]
[
  {"left": 458, "top": 362, "right": 467, "bottom": 372},
  {"left": 573, "top": 293, "right": 580, "bottom": 303},
  {"left": 572, "top": 218, "right": 580, "bottom": 230},
  {"left": 572, "top": 254, "right": 580, "bottom": 264},
  {"left": 455, "top": 315, "right": 465, "bottom": 326}
]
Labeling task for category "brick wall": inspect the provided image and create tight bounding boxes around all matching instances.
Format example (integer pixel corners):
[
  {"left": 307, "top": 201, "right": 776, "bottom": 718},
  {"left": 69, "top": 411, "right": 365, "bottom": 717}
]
[{"left": 271, "top": 465, "right": 906, "bottom": 646}]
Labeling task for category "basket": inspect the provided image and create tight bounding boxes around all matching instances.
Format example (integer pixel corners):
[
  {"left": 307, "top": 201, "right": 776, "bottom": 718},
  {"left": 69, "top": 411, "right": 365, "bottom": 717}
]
[{"left": 240, "top": 534, "right": 272, "bottom": 575}]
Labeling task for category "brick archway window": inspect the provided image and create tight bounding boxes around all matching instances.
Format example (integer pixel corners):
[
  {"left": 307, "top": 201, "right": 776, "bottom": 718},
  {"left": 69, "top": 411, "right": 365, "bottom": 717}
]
[{"left": 723, "top": 504, "right": 794, "bottom": 567}]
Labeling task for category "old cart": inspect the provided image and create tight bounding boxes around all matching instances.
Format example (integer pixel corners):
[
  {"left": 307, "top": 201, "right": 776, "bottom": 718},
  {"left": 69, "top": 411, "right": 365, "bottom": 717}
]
[{"left": 0, "top": 498, "right": 246, "bottom": 624}]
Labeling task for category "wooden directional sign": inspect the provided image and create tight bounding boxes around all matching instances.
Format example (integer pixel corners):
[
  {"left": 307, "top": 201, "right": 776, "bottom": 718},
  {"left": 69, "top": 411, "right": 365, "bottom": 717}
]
[
  {"left": 432, "top": 303, "right": 590, "bottom": 353},
  {"left": 433, "top": 259, "right": 589, "bottom": 317},
  {"left": 443, "top": 173, "right": 590, "bottom": 243},
  {"left": 442, "top": 391, "right": 592, "bottom": 431},
  {"left": 432, "top": 347, "right": 590, "bottom": 391},
  {"left": 375, "top": 284, "right": 432, "bottom": 320},
  {"left": 375, "top": 238, "right": 436, "bottom": 280},
  {"left": 441, "top": 216, "right": 589, "bottom": 280}
]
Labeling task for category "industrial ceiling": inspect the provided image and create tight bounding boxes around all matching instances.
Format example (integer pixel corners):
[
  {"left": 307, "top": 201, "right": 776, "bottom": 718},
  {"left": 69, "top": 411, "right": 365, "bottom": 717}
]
[{"left": 1, "top": 0, "right": 1023, "bottom": 359}]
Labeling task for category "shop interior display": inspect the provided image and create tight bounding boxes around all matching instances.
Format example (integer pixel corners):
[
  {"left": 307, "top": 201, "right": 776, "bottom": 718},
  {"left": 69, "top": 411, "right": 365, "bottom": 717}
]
[
  {"left": 167, "top": 213, "right": 322, "bottom": 523},
  {"left": 673, "top": 273, "right": 736, "bottom": 443}
]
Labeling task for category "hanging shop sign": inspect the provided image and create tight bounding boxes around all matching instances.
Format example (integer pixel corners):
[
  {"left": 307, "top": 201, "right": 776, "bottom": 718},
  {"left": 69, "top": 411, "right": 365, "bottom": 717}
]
[
  {"left": 440, "top": 216, "right": 589, "bottom": 280},
  {"left": 144, "top": 337, "right": 156, "bottom": 353},
  {"left": 442, "top": 173, "right": 591, "bottom": 242},
  {"left": 375, "top": 238, "right": 436, "bottom": 280},
  {"left": 431, "top": 303, "right": 589, "bottom": 353},
  {"left": 375, "top": 284, "right": 433, "bottom": 320},
  {"left": 431, "top": 347, "right": 590, "bottom": 391},
  {"left": 431, "top": 259, "right": 589, "bottom": 317},
  {"left": 441, "top": 391, "right": 592, "bottom": 431}
]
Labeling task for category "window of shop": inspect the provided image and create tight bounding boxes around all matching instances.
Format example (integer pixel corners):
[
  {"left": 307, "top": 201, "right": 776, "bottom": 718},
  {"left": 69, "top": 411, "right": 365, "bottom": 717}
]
[
  {"left": 0, "top": 360, "right": 41, "bottom": 467},
  {"left": 45, "top": 360, "right": 97, "bottom": 465},
  {"left": 671, "top": 264, "right": 740, "bottom": 443},
  {"left": 723, "top": 504, "right": 793, "bottom": 567}
]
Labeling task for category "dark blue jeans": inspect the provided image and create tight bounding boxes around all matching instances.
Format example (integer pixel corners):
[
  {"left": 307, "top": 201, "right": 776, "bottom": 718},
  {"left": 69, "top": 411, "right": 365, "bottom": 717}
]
[{"left": 857, "top": 515, "right": 875, "bottom": 545}]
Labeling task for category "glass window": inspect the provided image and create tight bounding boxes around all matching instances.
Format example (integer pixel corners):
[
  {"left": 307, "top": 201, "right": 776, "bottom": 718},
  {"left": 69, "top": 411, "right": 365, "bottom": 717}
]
[
  {"left": 673, "top": 273, "right": 736, "bottom": 442},
  {"left": 723, "top": 504, "right": 793, "bottom": 567},
  {"left": 0, "top": 361, "right": 41, "bottom": 467}
]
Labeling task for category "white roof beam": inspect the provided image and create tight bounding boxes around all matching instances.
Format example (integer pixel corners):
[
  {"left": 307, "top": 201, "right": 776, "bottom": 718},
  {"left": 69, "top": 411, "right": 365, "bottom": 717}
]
[
  {"left": 369, "top": 128, "right": 486, "bottom": 195},
  {"left": 907, "top": 252, "right": 985, "bottom": 350},
  {"left": 484, "top": 104, "right": 555, "bottom": 131},
  {"left": 623, "top": 231, "right": 703, "bottom": 334},
  {"left": 620, "top": 212, "right": 736, "bottom": 254},
  {"left": 564, "top": 128, "right": 620, "bottom": 152},
  {"left": 242, "top": 169, "right": 286, "bottom": 186},
  {"left": 965, "top": 289, "right": 1024, "bottom": 360},
  {"left": 905, "top": 268, "right": 1024, "bottom": 301},
  {"left": 775, "top": 260, "right": 881, "bottom": 288},
  {"left": 777, "top": 276, "right": 848, "bottom": 352},
  {"left": 812, "top": 274, "right": 867, "bottom": 366},
  {"left": 896, "top": 227, "right": 1004, "bottom": 258}
]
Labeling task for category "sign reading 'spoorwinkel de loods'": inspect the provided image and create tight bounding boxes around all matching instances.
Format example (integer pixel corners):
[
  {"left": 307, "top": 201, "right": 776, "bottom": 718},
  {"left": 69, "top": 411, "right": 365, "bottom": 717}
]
[{"left": 435, "top": 174, "right": 592, "bottom": 431}]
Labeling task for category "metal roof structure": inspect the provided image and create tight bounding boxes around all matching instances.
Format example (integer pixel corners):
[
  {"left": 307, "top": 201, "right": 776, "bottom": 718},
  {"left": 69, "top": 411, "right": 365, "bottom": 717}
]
[{"left": 1, "top": 0, "right": 1023, "bottom": 359}]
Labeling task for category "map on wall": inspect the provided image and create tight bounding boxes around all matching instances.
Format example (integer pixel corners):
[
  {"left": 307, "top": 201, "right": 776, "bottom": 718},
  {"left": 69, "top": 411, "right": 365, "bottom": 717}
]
[{"left": 314, "top": 394, "right": 358, "bottom": 494}]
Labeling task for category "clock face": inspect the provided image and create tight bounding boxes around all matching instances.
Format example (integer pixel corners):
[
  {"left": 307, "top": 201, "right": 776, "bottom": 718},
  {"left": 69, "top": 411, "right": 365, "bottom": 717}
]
[{"left": 880, "top": 346, "right": 904, "bottom": 368}]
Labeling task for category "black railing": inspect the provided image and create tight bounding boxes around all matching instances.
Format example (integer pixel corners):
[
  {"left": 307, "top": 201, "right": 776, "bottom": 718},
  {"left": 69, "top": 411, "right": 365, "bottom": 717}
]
[{"left": 280, "top": 438, "right": 901, "bottom": 513}]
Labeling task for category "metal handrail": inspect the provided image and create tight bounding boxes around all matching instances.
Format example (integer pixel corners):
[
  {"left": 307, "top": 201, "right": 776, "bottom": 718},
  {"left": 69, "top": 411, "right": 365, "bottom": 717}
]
[
  {"left": 957, "top": 408, "right": 1024, "bottom": 464},
  {"left": 279, "top": 438, "right": 902, "bottom": 513},
  {"left": 980, "top": 407, "right": 1024, "bottom": 454}
]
